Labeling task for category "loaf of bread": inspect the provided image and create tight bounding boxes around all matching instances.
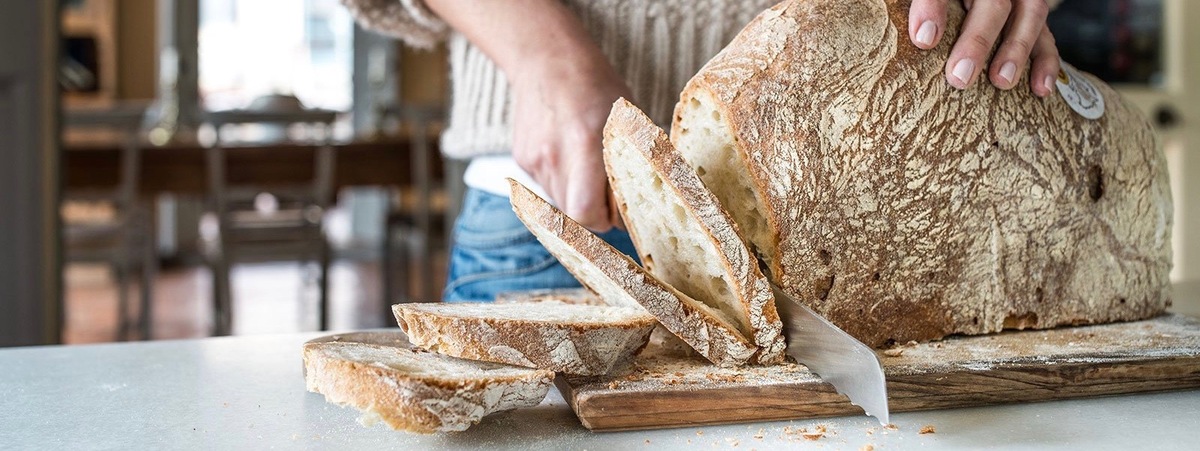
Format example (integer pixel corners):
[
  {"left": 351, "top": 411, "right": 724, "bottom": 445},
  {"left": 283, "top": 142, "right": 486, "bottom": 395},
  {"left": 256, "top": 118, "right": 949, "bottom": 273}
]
[
  {"left": 508, "top": 178, "right": 758, "bottom": 367},
  {"left": 303, "top": 341, "right": 553, "bottom": 433},
  {"left": 671, "top": 0, "right": 1172, "bottom": 346},
  {"left": 604, "top": 98, "right": 787, "bottom": 364},
  {"left": 394, "top": 301, "right": 658, "bottom": 375}
]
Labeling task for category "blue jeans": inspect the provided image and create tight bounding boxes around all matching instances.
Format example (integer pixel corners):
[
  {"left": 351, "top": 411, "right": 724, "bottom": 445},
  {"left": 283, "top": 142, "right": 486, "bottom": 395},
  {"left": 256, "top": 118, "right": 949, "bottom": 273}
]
[{"left": 443, "top": 188, "right": 640, "bottom": 302}]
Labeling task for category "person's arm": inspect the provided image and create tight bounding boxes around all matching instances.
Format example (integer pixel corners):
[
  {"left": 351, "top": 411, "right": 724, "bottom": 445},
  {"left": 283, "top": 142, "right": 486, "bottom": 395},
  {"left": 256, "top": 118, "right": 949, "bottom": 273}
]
[
  {"left": 424, "top": 0, "right": 628, "bottom": 232},
  {"left": 909, "top": 0, "right": 1060, "bottom": 96}
]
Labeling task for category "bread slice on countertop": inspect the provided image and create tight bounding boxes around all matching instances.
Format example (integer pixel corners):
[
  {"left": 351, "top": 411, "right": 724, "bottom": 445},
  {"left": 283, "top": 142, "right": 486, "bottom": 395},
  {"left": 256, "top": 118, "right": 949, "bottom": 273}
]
[
  {"left": 670, "top": 0, "right": 1171, "bottom": 347},
  {"left": 603, "top": 98, "right": 786, "bottom": 365},
  {"left": 508, "top": 178, "right": 756, "bottom": 367},
  {"left": 303, "top": 341, "right": 553, "bottom": 433},
  {"left": 393, "top": 301, "right": 658, "bottom": 376}
]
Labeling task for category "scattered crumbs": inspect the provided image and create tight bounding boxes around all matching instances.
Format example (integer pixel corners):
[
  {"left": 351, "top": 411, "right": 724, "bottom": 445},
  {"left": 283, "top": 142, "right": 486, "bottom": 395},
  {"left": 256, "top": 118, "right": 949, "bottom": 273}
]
[
  {"left": 687, "top": 439, "right": 692, "bottom": 444},
  {"left": 726, "top": 437, "right": 740, "bottom": 447},
  {"left": 753, "top": 428, "right": 764, "bottom": 440},
  {"left": 865, "top": 427, "right": 875, "bottom": 436},
  {"left": 882, "top": 348, "right": 904, "bottom": 357},
  {"left": 222, "top": 402, "right": 229, "bottom": 408},
  {"left": 860, "top": 445, "right": 875, "bottom": 451},
  {"left": 645, "top": 439, "right": 651, "bottom": 444},
  {"left": 801, "top": 424, "right": 828, "bottom": 441},
  {"left": 697, "top": 429, "right": 704, "bottom": 436},
  {"left": 920, "top": 425, "right": 936, "bottom": 434},
  {"left": 884, "top": 423, "right": 899, "bottom": 431},
  {"left": 934, "top": 343, "right": 943, "bottom": 348},
  {"left": 607, "top": 381, "right": 620, "bottom": 390}
]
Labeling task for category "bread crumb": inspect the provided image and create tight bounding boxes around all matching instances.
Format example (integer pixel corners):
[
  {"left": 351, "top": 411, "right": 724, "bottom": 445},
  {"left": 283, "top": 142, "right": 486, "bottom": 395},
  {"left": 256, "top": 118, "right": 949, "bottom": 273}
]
[
  {"left": 645, "top": 439, "right": 651, "bottom": 444},
  {"left": 607, "top": 381, "right": 620, "bottom": 389},
  {"left": 920, "top": 425, "right": 936, "bottom": 434},
  {"left": 884, "top": 423, "right": 899, "bottom": 431},
  {"left": 696, "top": 429, "right": 704, "bottom": 436},
  {"left": 726, "top": 437, "right": 740, "bottom": 447},
  {"left": 753, "top": 428, "right": 764, "bottom": 440},
  {"left": 882, "top": 348, "right": 904, "bottom": 357},
  {"left": 860, "top": 445, "right": 874, "bottom": 451}
]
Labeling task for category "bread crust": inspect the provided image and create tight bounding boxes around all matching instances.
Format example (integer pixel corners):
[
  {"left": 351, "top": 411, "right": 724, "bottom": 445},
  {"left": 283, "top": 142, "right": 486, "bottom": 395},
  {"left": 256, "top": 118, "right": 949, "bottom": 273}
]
[
  {"left": 394, "top": 302, "right": 657, "bottom": 375},
  {"left": 303, "top": 342, "right": 553, "bottom": 433},
  {"left": 508, "top": 179, "right": 758, "bottom": 367},
  {"left": 604, "top": 98, "right": 786, "bottom": 364},
  {"left": 674, "top": 0, "right": 1172, "bottom": 346}
]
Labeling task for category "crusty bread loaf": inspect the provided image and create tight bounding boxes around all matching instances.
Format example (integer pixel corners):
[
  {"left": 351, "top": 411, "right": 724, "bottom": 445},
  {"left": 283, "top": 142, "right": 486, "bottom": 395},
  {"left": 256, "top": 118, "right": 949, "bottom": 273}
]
[
  {"left": 671, "top": 0, "right": 1172, "bottom": 347},
  {"left": 303, "top": 341, "right": 553, "bottom": 433},
  {"left": 394, "top": 302, "right": 657, "bottom": 375},
  {"left": 603, "top": 98, "right": 786, "bottom": 365},
  {"left": 508, "top": 178, "right": 757, "bottom": 367}
]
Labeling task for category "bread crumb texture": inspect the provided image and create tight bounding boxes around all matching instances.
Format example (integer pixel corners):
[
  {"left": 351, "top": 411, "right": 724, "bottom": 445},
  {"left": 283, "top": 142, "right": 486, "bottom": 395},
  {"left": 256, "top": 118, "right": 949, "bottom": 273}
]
[
  {"left": 674, "top": 0, "right": 1171, "bottom": 347},
  {"left": 302, "top": 341, "right": 552, "bottom": 433}
]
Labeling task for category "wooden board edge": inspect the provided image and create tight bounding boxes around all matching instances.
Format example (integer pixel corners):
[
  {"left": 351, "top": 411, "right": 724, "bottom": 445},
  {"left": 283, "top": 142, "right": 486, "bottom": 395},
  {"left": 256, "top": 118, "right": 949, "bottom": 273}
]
[{"left": 569, "top": 356, "right": 1200, "bottom": 431}]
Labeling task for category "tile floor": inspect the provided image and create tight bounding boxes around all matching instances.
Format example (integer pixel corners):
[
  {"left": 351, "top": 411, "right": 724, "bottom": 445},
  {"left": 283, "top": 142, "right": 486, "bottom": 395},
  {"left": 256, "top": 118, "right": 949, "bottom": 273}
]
[{"left": 62, "top": 258, "right": 445, "bottom": 344}]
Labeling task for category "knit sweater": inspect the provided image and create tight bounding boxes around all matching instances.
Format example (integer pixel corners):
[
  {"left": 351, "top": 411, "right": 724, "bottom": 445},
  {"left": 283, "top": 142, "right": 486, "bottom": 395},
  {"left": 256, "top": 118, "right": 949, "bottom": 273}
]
[{"left": 341, "top": 0, "right": 777, "bottom": 160}]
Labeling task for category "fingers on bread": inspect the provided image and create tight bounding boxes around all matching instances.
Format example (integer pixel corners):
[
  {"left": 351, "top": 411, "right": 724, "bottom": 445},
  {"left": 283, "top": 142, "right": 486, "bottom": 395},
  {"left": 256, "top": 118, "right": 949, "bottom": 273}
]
[{"left": 303, "top": 341, "right": 553, "bottom": 433}]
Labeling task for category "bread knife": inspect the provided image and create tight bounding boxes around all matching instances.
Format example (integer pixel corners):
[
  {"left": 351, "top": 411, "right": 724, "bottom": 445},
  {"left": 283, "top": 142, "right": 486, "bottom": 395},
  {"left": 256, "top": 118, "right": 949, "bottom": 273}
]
[{"left": 772, "top": 284, "right": 890, "bottom": 424}]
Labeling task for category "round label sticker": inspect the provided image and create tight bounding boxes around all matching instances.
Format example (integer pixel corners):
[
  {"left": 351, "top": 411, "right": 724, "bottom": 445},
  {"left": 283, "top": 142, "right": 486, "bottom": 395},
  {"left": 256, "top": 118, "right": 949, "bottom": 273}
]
[{"left": 1055, "top": 60, "right": 1104, "bottom": 120}]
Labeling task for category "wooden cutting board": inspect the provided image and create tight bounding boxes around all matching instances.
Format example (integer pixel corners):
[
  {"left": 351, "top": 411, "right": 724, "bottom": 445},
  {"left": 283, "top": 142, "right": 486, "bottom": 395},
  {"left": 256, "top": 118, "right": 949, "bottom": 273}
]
[{"left": 559, "top": 314, "right": 1200, "bottom": 431}]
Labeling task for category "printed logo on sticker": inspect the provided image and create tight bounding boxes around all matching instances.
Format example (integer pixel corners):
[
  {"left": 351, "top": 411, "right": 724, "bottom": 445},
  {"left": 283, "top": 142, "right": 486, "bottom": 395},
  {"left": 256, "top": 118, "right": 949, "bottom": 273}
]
[{"left": 1055, "top": 60, "right": 1104, "bottom": 120}]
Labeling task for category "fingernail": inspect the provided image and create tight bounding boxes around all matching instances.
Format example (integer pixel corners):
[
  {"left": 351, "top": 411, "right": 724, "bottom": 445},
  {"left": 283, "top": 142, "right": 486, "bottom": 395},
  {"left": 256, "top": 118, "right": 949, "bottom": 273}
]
[
  {"left": 915, "top": 21, "right": 937, "bottom": 47},
  {"left": 999, "top": 62, "right": 1017, "bottom": 85},
  {"left": 951, "top": 59, "right": 975, "bottom": 87},
  {"left": 1043, "top": 75, "right": 1055, "bottom": 95}
]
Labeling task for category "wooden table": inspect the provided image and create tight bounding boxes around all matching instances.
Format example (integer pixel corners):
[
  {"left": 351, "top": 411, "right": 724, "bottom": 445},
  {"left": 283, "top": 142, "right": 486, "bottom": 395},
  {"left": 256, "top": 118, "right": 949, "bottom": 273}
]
[{"left": 62, "top": 134, "right": 446, "bottom": 195}]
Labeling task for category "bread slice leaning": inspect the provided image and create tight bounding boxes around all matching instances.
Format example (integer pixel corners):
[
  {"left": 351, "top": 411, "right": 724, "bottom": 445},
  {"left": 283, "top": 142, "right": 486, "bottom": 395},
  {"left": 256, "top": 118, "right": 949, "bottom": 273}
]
[
  {"left": 603, "top": 98, "right": 786, "bottom": 365},
  {"left": 508, "top": 178, "right": 756, "bottom": 367},
  {"left": 303, "top": 341, "right": 553, "bottom": 433},
  {"left": 394, "top": 302, "right": 657, "bottom": 376}
]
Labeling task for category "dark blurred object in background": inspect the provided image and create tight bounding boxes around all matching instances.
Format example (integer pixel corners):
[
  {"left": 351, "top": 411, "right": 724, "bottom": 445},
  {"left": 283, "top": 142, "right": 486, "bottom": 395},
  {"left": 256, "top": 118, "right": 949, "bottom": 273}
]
[{"left": 1049, "top": 0, "right": 1164, "bottom": 86}]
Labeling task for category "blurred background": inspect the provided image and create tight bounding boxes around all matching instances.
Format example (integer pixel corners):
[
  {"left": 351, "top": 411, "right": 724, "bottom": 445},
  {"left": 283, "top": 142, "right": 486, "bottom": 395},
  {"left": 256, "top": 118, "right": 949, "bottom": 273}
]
[{"left": 1, "top": 0, "right": 1197, "bottom": 346}]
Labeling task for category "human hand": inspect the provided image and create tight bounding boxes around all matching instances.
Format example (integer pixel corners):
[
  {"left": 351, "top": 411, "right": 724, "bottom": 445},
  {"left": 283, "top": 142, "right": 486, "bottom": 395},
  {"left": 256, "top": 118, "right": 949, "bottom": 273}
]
[
  {"left": 509, "top": 53, "right": 631, "bottom": 232},
  {"left": 908, "top": 0, "right": 1060, "bottom": 97}
]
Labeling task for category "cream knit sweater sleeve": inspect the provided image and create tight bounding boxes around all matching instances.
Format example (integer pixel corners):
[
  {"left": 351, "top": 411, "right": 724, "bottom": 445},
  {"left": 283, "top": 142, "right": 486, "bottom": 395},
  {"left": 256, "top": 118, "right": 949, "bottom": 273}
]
[
  {"left": 344, "top": 0, "right": 777, "bottom": 160},
  {"left": 340, "top": 0, "right": 448, "bottom": 48}
]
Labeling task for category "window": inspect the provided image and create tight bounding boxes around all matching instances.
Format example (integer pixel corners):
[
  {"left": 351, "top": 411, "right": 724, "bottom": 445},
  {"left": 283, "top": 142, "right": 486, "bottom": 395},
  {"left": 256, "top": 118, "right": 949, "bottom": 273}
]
[{"left": 198, "top": 0, "right": 354, "bottom": 114}]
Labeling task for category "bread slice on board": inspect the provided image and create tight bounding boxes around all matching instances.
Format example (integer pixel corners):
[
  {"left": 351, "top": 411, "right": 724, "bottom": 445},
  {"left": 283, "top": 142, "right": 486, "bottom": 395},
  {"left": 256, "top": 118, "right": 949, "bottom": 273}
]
[
  {"left": 671, "top": 0, "right": 1171, "bottom": 347},
  {"left": 303, "top": 341, "right": 553, "bottom": 433},
  {"left": 394, "top": 302, "right": 657, "bottom": 375},
  {"left": 508, "top": 179, "right": 757, "bottom": 367},
  {"left": 603, "top": 98, "right": 786, "bottom": 365}
]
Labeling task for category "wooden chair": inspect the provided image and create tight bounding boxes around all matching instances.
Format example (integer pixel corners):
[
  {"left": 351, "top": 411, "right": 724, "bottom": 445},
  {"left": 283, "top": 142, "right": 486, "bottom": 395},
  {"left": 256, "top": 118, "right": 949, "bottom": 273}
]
[
  {"left": 201, "top": 97, "right": 338, "bottom": 336},
  {"left": 382, "top": 104, "right": 448, "bottom": 313},
  {"left": 62, "top": 104, "right": 156, "bottom": 341}
]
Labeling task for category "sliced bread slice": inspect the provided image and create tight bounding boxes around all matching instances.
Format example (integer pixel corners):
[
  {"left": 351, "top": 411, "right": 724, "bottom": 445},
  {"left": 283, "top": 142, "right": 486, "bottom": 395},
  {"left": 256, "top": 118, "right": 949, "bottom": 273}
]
[
  {"left": 394, "top": 302, "right": 657, "bottom": 375},
  {"left": 303, "top": 341, "right": 553, "bottom": 433},
  {"left": 603, "top": 98, "right": 786, "bottom": 365},
  {"left": 508, "top": 178, "right": 756, "bottom": 367}
]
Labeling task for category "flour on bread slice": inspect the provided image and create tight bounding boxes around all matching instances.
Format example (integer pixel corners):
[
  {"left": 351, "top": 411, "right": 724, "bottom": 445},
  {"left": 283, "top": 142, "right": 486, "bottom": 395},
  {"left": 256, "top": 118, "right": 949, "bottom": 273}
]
[
  {"left": 394, "top": 302, "right": 657, "bottom": 376},
  {"left": 303, "top": 341, "right": 553, "bottom": 433},
  {"left": 508, "top": 179, "right": 756, "bottom": 367},
  {"left": 603, "top": 98, "right": 785, "bottom": 365}
]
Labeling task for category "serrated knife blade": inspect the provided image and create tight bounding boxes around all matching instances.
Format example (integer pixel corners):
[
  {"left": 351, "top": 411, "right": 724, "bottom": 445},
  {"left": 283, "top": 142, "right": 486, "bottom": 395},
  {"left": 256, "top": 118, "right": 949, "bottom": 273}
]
[{"left": 772, "top": 284, "right": 890, "bottom": 424}]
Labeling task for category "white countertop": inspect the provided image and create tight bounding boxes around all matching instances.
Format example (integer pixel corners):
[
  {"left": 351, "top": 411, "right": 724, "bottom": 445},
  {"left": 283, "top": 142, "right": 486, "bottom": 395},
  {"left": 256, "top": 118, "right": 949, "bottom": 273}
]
[{"left": 2, "top": 330, "right": 1199, "bottom": 451}]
